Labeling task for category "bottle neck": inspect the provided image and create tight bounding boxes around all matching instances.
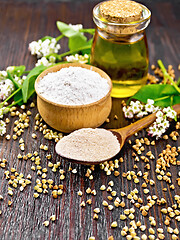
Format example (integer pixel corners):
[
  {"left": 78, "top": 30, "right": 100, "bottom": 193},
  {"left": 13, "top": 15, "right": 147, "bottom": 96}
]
[
  {"left": 93, "top": 2, "right": 151, "bottom": 37},
  {"left": 96, "top": 27, "right": 146, "bottom": 44}
]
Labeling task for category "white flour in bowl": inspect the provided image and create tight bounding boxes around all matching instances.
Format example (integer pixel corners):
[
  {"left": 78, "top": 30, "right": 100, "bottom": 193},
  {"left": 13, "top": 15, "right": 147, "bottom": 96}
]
[
  {"left": 37, "top": 67, "right": 110, "bottom": 105},
  {"left": 55, "top": 128, "right": 120, "bottom": 162}
]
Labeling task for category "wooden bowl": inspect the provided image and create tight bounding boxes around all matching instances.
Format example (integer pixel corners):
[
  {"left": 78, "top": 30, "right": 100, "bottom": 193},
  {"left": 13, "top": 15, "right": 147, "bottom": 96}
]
[{"left": 35, "top": 63, "right": 112, "bottom": 133}]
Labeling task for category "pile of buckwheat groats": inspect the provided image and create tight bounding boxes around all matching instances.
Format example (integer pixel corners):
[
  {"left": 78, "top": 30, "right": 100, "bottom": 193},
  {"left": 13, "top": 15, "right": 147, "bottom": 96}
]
[{"left": 0, "top": 64, "right": 179, "bottom": 240}]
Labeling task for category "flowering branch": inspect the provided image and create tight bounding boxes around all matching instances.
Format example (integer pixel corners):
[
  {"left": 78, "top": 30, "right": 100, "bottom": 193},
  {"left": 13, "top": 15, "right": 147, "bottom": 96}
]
[
  {"left": 57, "top": 45, "right": 92, "bottom": 59},
  {"left": 0, "top": 87, "right": 21, "bottom": 107},
  {"left": 0, "top": 23, "right": 95, "bottom": 136},
  {"left": 123, "top": 99, "right": 177, "bottom": 139}
]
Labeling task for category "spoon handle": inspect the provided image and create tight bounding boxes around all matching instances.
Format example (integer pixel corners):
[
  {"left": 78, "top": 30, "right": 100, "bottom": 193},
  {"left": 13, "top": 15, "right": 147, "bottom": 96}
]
[{"left": 116, "top": 103, "right": 180, "bottom": 140}]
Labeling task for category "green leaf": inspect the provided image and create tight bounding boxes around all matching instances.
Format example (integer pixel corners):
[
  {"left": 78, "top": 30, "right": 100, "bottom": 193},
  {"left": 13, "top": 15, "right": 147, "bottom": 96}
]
[
  {"left": 14, "top": 91, "right": 23, "bottom": 105},
  {"left": 172, "top": 95, "right": 180, "bottom": 105},
  {"left": 68, "top": 34, "right": 87, "bottom": 51},
  {"left": 177, "top": 77, "right": 180, "bottom": 86},
  {"left": 41, "top": 36, "right": 53, "bottom": 41},
  {"left": 159, "top": 84, "right": 178, "bottom": 96},
  {"left": 79, "top": 29, "right": 95, "bottom": 35},
  {"left": 128, "top": 84, "right": 180, "bottom": 107},
  {"left": 56, "top": 21, "right": 87, "bottom": 51},
  {"left": 22, "top": 65, "right": 47, "bottom": 103},
  {"left": 81, "top": 39, "right": 93, "bottom": 55},
  {"left": 57, "top": 21, "right": 79, "bottom": 37},
  {"left": 27, "top": 75, "right": 39, "bottom": 100}
]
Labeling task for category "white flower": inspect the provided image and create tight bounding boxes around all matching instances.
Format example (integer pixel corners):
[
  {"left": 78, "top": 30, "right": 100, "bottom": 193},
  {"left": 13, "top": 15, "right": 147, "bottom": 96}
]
[
  {"left": 163, "top": 106, "right": 171, "bottom": 113},
  {"left": 129, "top": 100, "right": 143, "bottom": 114},
  {"left": 49, "top": 55, "right": 56, "bottom": 63},
  {"left": 136, "top": 111, "right": 148, "bottom": 118},
  {"left": 123, "top": 99, "right": 176, "bottom": 139},
  {"left": 153, "top": 106, "right": 161, "bottom": 113},
  {"left": 163, "top": 107, "right": 176, "bottom": 119},
  {"left": 123, "top": 106, "right": 134, "bottom": 119},
  {"left": 148, "top": 123, "right": 158, "bottom": 135},
  {"left": 29, "top": 38, "right": 60, "bottom": 58},
  {"left": 155, "top": 129, "right": 164, "bottom": 139},
  {"left": 0, "top": 108, "right": 3, "bottom": 118},
  {"left": 0, "top": 65, "right": 25, "bottom": 101},
  {"left": 159, "top": 119, "right": 170, "bottom": 129},
  {"left": 126, "top": 111, "right": 134, "bottom": 119},
  {"left": 6, "top": 66, "right": 15, "bottom": 72},
  {"left": 13, "top": 75, "right": 23, "bottom": 85},
  {"left": 0, "top": 107, "right": 9, "bottom": 118},
  {"left": 148, "top": 114, "right": 170, "bottom": 139},
  {"left": 0, "top": 70, "right": 7, "bottom": 79},
  {"left": 148, "top": 122, "right": 163, "bottom": 139},
  {"left": 40, "top": 39, "right": 60, "bottom": 57},
  {"left": 66, "top": 54, "right": 89, "bottom": 64},
  {"left": 35, "top": 56, "right": 55, "bottom": 67},
  {"left": 29, "top": 40, "right": 41, "bottom": 56},
  {"left": 0, "top": 120, "right": 6, "bottom": 136},
  {"left": 147, "top": 99, "right": 154, "bottom": 105},
  {"left": 167, "top": 110, "right": 176, "bottom": 119},
  {"left": 145, "top": 99, "right": 155, "bottom": 113},
  {"left": 69, "top": 24, "right": 83, "bottom": 32},
  {"left": 156, "top": 116, "right": 163, "bottom": 124},
  {"left": 0, "top": 79, "right": 15, "bottom": 101},
  {"left": 156, "top": 110, "right": 163, "bottom": 118},
  {"left": 122, "top": 106, "right": 127, "bottom": 113}
]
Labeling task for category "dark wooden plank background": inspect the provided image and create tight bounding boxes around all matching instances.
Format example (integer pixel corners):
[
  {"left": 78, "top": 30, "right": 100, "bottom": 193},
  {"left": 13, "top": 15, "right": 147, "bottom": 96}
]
[{"left": 0, "top": 0, "right": 180, "bottom": 240}]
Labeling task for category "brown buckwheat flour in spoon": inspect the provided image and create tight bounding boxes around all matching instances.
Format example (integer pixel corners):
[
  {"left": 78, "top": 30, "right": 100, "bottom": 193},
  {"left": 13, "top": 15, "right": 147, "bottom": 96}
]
[{"left": 55, "top": 128, "right": 120, "bottom": 163}]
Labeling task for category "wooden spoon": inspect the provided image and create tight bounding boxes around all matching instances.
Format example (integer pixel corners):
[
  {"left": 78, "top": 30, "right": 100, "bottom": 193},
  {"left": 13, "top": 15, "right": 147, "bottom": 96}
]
[{"left": 56, "top": 104, "right": 180, "bottom": 165}]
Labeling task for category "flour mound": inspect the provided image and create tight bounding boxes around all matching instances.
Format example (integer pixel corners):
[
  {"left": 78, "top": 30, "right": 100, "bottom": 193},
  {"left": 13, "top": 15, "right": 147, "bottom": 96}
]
[
  {"left": 56, "top": 128, "right": 120, "bottom": 162},
  {"left": 37, "top": 67, "right": 110, "bottom": 105}
]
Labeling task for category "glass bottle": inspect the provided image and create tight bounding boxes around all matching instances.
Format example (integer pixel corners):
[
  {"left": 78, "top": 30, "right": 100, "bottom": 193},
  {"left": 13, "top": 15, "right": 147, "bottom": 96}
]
[{"left": 91, "top": 1, "right": 151, "bottom": 98}]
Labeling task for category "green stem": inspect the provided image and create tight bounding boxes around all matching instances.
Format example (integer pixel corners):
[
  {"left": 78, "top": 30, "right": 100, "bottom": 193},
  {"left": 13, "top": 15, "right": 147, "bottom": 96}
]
[
  {"left": 154, "top": 95, "right": 170, "bottom": 102},
  {"left": 56, "top": 34, "right": 64, "bottom": 42},
  {"left": 158, "top": 59, "right": 180, "bottom": 94},
  {"left": 79, "top": 29, "right": 95, "bottom": 35},
  {"left": 58, "top": 45, "right": 91, "bottom": 59},
  {"left": 1, "top": 87, "right": 22, "bottom": 106},
  {"left": 8, "top": 99, "right": 22, "bottom": 108}
]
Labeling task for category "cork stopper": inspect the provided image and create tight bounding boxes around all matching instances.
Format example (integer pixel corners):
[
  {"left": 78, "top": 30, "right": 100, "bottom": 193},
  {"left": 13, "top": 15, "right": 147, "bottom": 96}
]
[{"left": 100, "top": 0, "right": 142, "bottom": 23}]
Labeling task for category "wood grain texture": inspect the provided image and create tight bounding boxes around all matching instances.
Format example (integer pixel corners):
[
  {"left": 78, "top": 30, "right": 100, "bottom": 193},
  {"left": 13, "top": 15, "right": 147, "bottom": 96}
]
[{"left": 0, "top": 1, "right": 180, "bottom": 240}]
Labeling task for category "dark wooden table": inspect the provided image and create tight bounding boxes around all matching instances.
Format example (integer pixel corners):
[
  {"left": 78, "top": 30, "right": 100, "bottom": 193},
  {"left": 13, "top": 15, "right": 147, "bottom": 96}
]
[{"left": 0, "top": 1, "right": 180, "bottom": 239}]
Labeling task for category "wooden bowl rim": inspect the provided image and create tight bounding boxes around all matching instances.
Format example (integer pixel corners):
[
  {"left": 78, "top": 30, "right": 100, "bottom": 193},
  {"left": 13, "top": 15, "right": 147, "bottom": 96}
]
[{"left": 35, "top": 63, "right": 112, "bottom": 109}]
